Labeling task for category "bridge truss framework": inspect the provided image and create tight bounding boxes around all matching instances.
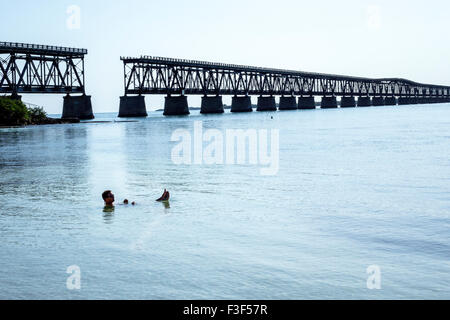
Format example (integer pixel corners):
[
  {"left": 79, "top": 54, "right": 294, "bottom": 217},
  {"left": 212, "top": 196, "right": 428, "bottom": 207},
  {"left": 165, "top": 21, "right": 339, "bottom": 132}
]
[
  {"left": 121, "top": 56, "right": 450, "bottom": 98},
  {"left": 0, "top": 42, "right": 87, "bottom": 95}
]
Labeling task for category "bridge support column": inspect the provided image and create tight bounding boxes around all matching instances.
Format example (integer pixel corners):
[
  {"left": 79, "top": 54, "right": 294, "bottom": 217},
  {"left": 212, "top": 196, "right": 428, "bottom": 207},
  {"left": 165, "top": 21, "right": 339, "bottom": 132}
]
[
  {"left": 164, "top": 95, "right": 190, "bottom": 116},
  {"left": 7, "top": 94, "right": 22, "bottom": 101},
  {"left": 256, "top": 96, "right": 277, "bottom": 111},
  {"left": 298, "top": 96, "right": 316, "bottom": 109},
  {"left": 321, "top": 96, "right": 338, "bottom": 109},
  {"left": 118, "top": 95, "right": 147, "bottom": 117},
  {"left": 231, "top": 96, "right": 253, "bottom": 112},
  {"left": 200, "top": 96, "right": 224, "bottom": 114},
  {"left": 357, "top": 96, "right": 372, "bottom": 107},
  {"left": 278, "top": 96, "right": 297, "bottom": 110},
  {"left": 398, "top": 97, "right": 411, "bottom": 105},
  {"left": 385, "top": 97, "right": 397, "bottom": 105},
  {"left": 340, "top": 96, "right": 356, "bottom": 108},
  {"left": 62, "top": 94, "right": 94, "bottom": 120},
  {"left": 372, "top": 97, "right": 385, "bottom": 106}
]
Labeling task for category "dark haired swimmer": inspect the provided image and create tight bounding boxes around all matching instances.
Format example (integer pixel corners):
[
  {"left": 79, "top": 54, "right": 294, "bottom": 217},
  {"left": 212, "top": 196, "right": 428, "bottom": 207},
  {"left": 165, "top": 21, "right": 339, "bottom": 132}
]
[
  {"left": 102, "top": 191, "right": 136, "bottom": 207},
  {"left": 102, "top": 190, "right": 115, "bottom": 207},
  {"left": 102, "top": 190, "right": 115, "bottom": 213}
]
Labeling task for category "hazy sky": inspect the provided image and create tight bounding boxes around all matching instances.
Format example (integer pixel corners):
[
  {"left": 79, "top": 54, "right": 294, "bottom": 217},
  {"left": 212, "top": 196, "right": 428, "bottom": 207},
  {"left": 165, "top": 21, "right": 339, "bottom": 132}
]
[{"left": 1, "top": 0, "right": 450, "bottom": 113}]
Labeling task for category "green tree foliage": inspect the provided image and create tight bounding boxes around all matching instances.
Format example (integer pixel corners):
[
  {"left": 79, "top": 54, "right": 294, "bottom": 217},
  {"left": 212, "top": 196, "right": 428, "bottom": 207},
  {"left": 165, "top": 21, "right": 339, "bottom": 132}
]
[
  {"left": 0, "top": 97, "right": 30, "bottom": 125},
  {"left": 27, "top": 106, "right": 48, "bottom": 124}
]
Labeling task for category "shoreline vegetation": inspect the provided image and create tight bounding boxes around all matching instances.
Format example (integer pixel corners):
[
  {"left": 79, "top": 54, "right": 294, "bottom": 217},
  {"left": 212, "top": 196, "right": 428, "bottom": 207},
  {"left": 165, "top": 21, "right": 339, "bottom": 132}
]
[{"left": 0, "top": 97, "right": 79, "bottom": 127}]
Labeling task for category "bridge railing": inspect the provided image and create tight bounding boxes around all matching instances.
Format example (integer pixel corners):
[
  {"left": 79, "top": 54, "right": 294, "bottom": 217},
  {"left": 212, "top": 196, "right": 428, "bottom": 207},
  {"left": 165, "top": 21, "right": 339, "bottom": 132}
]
[{"left": 0, "top": 42, "right": 87, "bottom": 55}]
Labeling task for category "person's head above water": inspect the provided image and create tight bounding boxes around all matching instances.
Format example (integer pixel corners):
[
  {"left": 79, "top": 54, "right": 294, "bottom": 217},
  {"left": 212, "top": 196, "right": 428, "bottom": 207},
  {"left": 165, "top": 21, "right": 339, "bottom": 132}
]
[
  {"left": 123, "top": 199, "right": 129, "bottom": 205},
  {"left": 102, "top": 190, "right": 115, "bottom": 206}
]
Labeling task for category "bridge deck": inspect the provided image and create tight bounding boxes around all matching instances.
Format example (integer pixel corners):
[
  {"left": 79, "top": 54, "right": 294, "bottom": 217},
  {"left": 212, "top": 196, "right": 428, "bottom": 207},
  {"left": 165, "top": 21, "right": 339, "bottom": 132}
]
[{"left": 0, "top": 42, "right": 87, "bottom": 56}]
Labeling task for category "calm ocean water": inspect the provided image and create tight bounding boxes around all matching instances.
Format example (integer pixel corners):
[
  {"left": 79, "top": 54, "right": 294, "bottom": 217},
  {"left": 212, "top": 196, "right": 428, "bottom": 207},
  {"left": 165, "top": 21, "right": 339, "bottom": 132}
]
[{"left": 0, "top": 104, "right": 449, "bottom": 299}]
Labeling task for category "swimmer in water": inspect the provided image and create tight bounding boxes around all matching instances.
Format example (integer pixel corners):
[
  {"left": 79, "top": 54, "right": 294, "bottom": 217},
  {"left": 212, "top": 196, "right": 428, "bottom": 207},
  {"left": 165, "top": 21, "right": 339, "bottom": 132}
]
[
  {"left": 102, "top": 190, "right": 115, "bottom": 207},
  {"left": 102, "top": 191, "right": 132, "bottom": 206}
]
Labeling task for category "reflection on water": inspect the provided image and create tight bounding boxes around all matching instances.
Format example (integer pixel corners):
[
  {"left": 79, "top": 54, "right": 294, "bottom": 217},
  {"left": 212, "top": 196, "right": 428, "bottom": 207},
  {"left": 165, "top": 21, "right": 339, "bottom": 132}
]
[
  {"left": 1, "top": 107, "right": 450, "bottom": 299},
  {"left": 161, "top": 201, "right": 170, "bottom": 209},
  {"left": 102, "top": 206, "right": 115, "bottom": 224},
  {"left": 103, "top": 205, "right": 115, "bottom": 213}
]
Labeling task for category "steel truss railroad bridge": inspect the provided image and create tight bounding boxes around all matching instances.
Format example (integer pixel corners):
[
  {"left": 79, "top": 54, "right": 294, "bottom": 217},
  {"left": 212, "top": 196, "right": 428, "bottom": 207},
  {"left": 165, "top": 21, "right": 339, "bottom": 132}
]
[{"left": 118, "top": 56, "right": 450, "bottom": 116}]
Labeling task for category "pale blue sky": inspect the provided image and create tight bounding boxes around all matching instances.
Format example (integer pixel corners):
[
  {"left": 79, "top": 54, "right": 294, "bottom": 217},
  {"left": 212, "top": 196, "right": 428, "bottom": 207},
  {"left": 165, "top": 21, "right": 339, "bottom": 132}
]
[{"left": 1, "top": 0, "right": 450, "bottom": 113}]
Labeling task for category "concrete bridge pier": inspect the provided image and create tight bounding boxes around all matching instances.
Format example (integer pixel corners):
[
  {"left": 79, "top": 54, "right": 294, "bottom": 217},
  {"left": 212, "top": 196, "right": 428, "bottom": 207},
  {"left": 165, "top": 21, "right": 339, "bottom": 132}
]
[
  {"left": 321, "top": 96, "right": 338, "bottom": 109},
  {"left": 257, "top": 96, "right": 277, "bottom": 111},
  {"left": 385, "top": 97, "right": 397, "bottom": 105},
  {"left": 231, "top": 96, "right": 253, "bottom": 112},
  {"left": 372, "top": 97, "right": 385, "bottom": 106},
  {"left": 164, "top": 95, "right": 190, "bottom": 116},
  {"left": 200, "top": 95, "right": 224, "bottom": 114},
  {"left": 118, "top": 95, "right": 147, "bottom": 117},
  {"left": 278, "top": 96, "right": 297, "bottom": 110},
  {"left": 357, "top": 96, "right": 372, "bottom": 107},
  {"left": 8, "top": 93, "right": 22, "bottom": 101},
  {"left": 62, "top": 94, "right": 94, "bottom": 120},
  {"left": 298, "top": 96, "right": 316, "bottom": 109},
  {"left": 340, "top": 96, "right": 356, "bottom": 108},
  {"left": 398, "top": 97, "right": 412, "bottom": 105}
]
